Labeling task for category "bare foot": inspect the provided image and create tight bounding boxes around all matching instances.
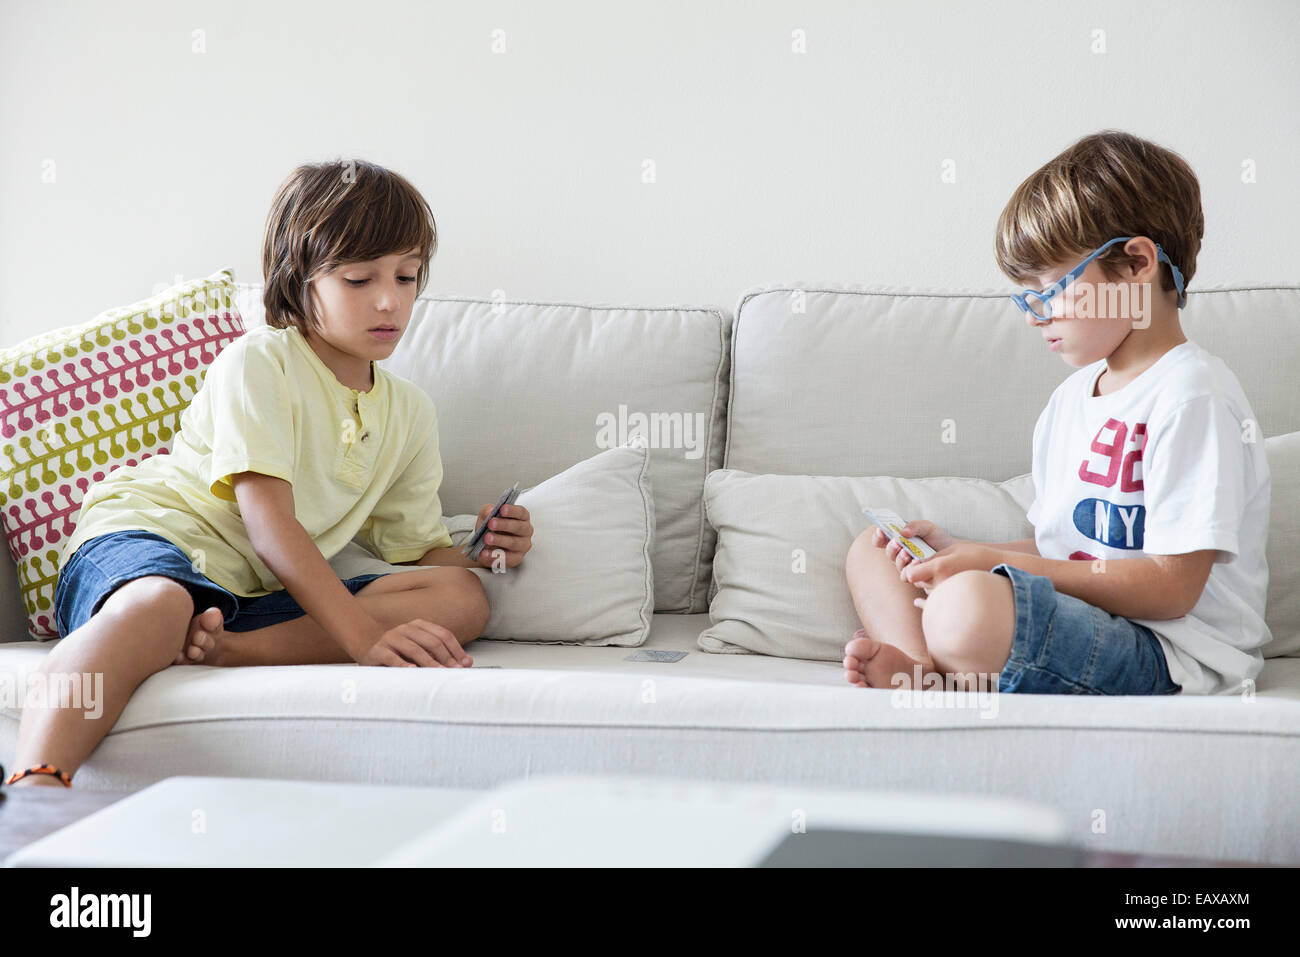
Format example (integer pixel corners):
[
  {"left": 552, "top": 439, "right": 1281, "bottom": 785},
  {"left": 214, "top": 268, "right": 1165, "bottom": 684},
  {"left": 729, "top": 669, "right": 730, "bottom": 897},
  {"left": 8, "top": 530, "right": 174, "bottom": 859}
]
[
  {"left": 843, "top": 629, "right": 930, "bottom": 689},
  {"left": 174, "top": 606, "right": 227, "bottom": 666}
]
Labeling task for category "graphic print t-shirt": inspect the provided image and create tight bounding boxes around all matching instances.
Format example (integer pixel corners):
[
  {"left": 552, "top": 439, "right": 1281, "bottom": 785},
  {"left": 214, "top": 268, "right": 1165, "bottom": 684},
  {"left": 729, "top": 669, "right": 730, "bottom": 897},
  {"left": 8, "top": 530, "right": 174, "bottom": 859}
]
[{"left": 1026, "top": 340, "right": 1271, "bottom": 695}]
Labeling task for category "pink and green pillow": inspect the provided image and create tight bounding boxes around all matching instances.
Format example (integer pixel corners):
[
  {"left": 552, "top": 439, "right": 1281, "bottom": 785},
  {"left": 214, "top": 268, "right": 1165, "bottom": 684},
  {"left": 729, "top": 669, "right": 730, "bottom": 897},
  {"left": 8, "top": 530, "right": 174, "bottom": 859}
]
[{"left": 0, "top": 267, "right": 246, "bottom": 638}]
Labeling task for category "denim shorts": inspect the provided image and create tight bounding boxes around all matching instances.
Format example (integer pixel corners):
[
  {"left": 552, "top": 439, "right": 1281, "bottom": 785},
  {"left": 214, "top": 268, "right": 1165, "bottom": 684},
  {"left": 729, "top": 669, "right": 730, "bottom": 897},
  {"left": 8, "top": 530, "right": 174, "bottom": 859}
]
[
  {"left": 990, "top": 562, "right": 1182, "bottom": 695},
  {"left": 54, "top": 529, "right": 389, "bottom": 639}
]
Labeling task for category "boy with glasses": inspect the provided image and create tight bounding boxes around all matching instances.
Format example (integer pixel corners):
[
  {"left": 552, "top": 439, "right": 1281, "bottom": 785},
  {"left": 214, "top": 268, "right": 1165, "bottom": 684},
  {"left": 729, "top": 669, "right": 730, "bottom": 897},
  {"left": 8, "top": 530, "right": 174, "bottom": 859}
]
[{"left": 844, "top": 130, "right": 1270, "bottom": 696}]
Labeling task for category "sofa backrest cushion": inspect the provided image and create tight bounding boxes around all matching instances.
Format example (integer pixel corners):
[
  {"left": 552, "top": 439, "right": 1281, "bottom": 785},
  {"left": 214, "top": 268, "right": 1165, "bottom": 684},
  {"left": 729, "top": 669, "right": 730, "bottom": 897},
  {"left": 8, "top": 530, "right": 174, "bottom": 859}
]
[{"left": 725, "top": 283, "right": 1300, "bottom": 479}]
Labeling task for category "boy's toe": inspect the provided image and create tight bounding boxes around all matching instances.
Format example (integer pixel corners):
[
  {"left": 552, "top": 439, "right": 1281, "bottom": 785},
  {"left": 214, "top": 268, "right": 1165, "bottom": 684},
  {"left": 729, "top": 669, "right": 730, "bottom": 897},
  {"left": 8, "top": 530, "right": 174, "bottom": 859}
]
[
  {"left": 844, "top": 633, "right": 874, "bottom": 659},
  {"left": 176, "top": 607, "right": 226, "bottom": 665}
]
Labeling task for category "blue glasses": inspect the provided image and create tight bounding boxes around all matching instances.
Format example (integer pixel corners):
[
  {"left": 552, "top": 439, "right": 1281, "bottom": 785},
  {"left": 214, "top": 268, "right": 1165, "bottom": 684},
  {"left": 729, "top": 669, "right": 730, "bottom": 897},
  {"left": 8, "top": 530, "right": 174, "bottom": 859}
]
[{"left": 1010, "top": 236, "right": 1187, "bottom": 322}]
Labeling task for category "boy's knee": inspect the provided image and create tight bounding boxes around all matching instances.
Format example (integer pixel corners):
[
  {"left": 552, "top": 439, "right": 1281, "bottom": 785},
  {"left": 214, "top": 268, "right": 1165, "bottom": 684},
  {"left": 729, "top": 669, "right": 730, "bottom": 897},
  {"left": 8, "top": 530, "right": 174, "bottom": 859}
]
[
  {"left": 922, "top": 571, "right": 1001, "bottom": 654},
  {"left": 102, "top": 576, "right": 194, "bottom": 626},
  {"left": 422, "top": 567, "right": 489, "bottom": 639},
  {"left": 92, "top": 576, "right": 195, "bottom": 659},
  {"left": 461, "top": 570, "right": 490, "bottom": 633},
  {"left": 845, "top": 528, "right": 880, "bottom": 571},
  {"left": 439, "top": 565, "right": 486, "bottom": 595},
  {"left": 925, "top": 572, "right": 982, "bottom": 647}
]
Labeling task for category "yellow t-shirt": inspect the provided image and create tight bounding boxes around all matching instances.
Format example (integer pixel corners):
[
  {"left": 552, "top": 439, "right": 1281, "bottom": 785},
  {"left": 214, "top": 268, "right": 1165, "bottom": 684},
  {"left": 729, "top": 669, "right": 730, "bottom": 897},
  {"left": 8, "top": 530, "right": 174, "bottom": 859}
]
[{"left": 57, "top": 324, "right": 454, "bottom": 597}]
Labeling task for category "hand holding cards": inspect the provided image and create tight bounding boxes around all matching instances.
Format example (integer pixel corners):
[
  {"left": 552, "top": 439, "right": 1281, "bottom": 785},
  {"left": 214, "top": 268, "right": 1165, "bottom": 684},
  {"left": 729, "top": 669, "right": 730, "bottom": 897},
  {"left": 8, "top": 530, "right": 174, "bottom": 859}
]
[
  {"left": 463, "top": 483, "right": 521, "bottom": 562},
  {"left": 862, "top": 506, "right": 937, "bottom": 562}
]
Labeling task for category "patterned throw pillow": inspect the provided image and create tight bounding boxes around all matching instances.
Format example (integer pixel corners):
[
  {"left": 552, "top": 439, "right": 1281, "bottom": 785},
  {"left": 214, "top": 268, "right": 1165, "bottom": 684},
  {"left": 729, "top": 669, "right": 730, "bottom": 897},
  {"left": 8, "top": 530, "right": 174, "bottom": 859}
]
[{"left": 0, "top": 267, "right": 246, "bottom": 638}]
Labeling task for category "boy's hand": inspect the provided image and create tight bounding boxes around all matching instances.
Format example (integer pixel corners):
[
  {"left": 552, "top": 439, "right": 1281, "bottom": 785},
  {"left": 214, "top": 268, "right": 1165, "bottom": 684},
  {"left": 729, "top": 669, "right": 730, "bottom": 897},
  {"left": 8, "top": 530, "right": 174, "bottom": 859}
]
[
  {"left": 871, "top": 518, "right": 959, "bottom": 569},
  {"left": 902, "top": 543, "right": 1006, "bottom": 609},
  {"left": 356, "top": 619, "right": 473, "bottom": 668},
  {"left": 472, "top": 502, "right": 533, "bottom": 569}
]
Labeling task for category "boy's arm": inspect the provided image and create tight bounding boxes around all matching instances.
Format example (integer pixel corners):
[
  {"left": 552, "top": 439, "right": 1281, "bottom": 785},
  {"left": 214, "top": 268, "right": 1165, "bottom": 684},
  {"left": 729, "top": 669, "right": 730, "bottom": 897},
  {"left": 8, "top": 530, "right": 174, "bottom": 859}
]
[
  {"left": 989, "top": 549, "right": 1217, "bottom": 620},
  {"left": 988, "top": 538, "right": 1040, "bottom": 556},
  {"left": 233, "top": 472, "right": 384, "bottom": 659},
  {"left": 999, "top": 394, "right": 1248, "bottom": 622}
]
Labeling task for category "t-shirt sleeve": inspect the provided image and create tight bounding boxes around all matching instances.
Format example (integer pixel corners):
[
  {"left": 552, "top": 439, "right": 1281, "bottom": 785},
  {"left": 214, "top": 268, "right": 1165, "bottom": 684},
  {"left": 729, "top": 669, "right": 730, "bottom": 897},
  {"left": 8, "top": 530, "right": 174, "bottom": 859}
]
[
  {"left": 203, "top": 337, "right": 296, "bottom": 502},
  {"left": 362, "top": 401, "right": 455, "bottom": 563},
  {"left": 1141, "top": 394, "right": 1245, "bottom": 564}
]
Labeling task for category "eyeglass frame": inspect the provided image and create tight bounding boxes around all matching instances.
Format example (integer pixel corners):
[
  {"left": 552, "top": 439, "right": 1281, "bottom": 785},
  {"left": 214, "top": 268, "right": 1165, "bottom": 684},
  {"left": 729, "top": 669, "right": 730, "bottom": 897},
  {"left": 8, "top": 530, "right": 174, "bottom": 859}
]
[{"left": 1010, "top": 236, "right": 1188, "bottom": 322}]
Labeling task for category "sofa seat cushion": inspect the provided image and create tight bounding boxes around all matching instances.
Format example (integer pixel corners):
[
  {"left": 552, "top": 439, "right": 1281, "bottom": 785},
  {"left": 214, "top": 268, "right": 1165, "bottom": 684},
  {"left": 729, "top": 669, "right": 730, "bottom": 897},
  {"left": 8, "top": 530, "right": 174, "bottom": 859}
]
[{"left": 2, "top": 615, "right": 1299, "bottom": 864}]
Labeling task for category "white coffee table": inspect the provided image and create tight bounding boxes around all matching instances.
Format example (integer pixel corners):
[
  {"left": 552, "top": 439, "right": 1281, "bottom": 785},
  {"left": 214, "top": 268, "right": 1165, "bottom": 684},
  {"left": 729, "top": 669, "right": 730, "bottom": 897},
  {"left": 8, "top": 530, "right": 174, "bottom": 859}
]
[
  {"left": 6, "top": 773, "right": 1077, "bottom": 867},
  {"left": 4, "top": 776, "right": 483, "bottom": 868},
  {"left": 373, "top": 775, "right": 1076, "bottom": 867}
]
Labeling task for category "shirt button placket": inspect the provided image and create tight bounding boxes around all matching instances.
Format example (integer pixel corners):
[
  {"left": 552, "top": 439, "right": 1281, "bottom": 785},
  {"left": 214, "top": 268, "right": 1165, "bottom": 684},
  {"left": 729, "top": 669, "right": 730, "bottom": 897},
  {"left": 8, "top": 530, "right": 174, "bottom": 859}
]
[{"left": 354, "top": 394, "right": 370, "bottom": 445}]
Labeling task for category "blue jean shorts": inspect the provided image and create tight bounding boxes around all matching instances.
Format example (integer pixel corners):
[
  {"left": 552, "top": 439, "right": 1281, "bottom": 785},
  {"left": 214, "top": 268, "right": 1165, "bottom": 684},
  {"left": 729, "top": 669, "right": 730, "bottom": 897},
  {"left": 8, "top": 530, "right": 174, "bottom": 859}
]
[
  {"left": 990, "top": 562, "right": 1182, "bottom": 695},
  {"left": 54, "top": 529, "right": 389, "bottom": 639}
]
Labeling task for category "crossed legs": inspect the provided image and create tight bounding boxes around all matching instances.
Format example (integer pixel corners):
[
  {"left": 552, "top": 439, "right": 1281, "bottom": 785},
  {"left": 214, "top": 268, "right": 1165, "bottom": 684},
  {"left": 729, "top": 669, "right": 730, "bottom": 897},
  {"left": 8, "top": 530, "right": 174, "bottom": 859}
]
[
  {"left": 843, "top": 530, "right": 1016, "bottom": 689},
  {"left": 189, "top": 567, "right": 489, "bottom": 667}
]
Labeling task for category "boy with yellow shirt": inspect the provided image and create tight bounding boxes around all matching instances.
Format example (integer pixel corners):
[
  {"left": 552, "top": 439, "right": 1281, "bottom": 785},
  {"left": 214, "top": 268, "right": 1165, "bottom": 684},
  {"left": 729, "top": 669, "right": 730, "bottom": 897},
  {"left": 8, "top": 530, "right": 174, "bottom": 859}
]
[{"left": 6, "top": 160, "right": 533, "bottom": 788}]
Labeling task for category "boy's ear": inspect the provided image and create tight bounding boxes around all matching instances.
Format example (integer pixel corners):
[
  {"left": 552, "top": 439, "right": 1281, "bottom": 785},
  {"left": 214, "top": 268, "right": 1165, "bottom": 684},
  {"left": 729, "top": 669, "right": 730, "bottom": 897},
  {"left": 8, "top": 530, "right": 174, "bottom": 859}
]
[{"left": 1122, "top": 237, "right": 1160, "bottom": 284}]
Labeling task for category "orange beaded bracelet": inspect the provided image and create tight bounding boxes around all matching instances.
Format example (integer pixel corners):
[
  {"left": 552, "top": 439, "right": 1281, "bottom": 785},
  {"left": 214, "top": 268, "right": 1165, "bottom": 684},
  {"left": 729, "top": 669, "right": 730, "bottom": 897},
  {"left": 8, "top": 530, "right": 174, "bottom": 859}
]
[{"left": 4, "top": 764, "right": 72, "bottom": 787}]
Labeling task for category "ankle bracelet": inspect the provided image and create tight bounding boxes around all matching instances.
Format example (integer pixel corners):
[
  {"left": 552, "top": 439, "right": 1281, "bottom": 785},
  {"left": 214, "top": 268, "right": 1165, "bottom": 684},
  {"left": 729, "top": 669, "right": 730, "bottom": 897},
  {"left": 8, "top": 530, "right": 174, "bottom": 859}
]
[{"left": 5, "top": 764, "right": 73, "bottom": 787}]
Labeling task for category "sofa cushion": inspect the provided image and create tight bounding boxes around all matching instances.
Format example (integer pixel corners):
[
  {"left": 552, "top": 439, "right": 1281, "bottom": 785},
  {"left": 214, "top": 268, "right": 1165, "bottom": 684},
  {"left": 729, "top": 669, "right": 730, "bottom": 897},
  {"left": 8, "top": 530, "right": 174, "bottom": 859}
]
[
  {"left": 329, "top": 443, "right": 655, "bottom": 646},
  {"left": 0, "top": 268, "right": 244, "bottom": 638},
  {"left": 725, "top": 283, "right": 1300, "bottom": 480},
  {"left": 1263, "top": 431, "right": 1300, "bottom": 655},
  {"left": 236, "top": 284, "right": 729, "bottom": 615},
  {"left": 699, "top": 469, "right": 1035, "bottom": 660}
]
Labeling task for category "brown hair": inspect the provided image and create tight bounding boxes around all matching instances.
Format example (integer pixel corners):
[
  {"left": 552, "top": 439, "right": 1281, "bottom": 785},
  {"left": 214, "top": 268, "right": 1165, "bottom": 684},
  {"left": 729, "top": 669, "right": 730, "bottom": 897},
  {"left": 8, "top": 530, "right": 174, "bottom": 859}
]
[
  {"left": 261, "top": 159, "right": 437, "bottom": 335},
  {"left": 994, "top": 130, "right": 1204, "bottom": 299}
]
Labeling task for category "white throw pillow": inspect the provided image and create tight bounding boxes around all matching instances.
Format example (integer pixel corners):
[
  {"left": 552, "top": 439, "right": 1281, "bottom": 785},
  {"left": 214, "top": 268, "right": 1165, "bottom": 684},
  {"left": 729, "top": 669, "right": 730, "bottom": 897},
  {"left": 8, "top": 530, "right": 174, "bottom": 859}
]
[
  {"left": 1261, "top": 431, "right": 1300, "bottom": 656},
  {"left": 328, "top": 442, "right": 655, "bottom": 646},
  {"left": 699, "top": 470, "right": 1036, "bottom": 660},
  {"left": 700, "top": 431, "right": 1300, "bottom": 660}
]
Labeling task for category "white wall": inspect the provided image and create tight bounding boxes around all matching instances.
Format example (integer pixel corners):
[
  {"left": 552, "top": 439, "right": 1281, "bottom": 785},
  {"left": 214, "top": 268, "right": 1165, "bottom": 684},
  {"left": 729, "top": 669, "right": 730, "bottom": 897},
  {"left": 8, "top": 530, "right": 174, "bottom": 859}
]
[{"left": 1, "top": 0, "right": 1296, "bottom": 338}]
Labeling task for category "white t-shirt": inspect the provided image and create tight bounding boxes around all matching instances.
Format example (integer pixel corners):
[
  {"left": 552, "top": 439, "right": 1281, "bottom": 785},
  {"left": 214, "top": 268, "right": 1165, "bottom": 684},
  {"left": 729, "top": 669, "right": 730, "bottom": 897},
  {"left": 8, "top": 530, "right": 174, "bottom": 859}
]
[{"left": 1026, "top": 339, "right": 1271, "bottom": 695}]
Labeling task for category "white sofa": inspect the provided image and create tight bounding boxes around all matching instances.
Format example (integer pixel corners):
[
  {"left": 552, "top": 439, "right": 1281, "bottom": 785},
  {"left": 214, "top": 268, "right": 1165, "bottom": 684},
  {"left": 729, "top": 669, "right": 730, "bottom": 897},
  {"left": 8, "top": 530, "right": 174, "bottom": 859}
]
[{"left": 2, "top": 280, "right": 1297, "bottom": 865}]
